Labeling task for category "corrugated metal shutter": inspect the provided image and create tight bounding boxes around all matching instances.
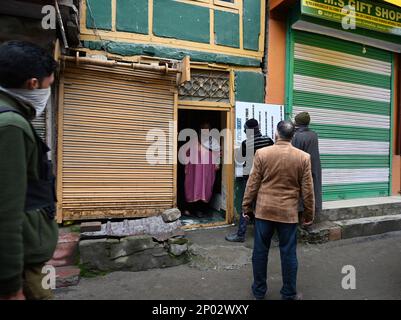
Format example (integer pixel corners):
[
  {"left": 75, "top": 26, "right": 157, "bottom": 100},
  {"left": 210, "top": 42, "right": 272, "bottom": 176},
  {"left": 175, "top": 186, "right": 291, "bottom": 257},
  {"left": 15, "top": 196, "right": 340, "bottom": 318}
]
[
  {"left": 290, "top": 30, "right": 392, "bottom": 201},
  {"left": 59, "top": 63, "right": 177, "bottom": 220},
  {"left": 31, "top": 112, "right": 46, "bottom": 140}
]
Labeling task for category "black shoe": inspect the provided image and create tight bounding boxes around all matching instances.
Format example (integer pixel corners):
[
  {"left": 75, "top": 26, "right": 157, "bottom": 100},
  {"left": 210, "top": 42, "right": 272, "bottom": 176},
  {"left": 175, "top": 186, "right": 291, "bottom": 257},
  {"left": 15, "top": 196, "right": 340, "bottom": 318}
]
[
  {"left": 195, "top": 210, "right": 206, "bottom": 218},
  {"left": 225, "top": 233, "right": 245, "bottom": 243},
  {"left": 282, "top": 293, "right": 303, "bottom": 300},
  {"left": 254, "top": 296, "right": 265, "bottom": 300}
]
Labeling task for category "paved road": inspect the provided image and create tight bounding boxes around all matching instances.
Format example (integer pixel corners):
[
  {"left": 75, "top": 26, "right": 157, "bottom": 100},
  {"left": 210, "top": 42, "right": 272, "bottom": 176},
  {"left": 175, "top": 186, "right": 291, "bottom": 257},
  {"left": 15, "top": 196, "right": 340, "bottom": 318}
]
[{"left": 55, "top": 227, "right": 401, "bottom": 300}]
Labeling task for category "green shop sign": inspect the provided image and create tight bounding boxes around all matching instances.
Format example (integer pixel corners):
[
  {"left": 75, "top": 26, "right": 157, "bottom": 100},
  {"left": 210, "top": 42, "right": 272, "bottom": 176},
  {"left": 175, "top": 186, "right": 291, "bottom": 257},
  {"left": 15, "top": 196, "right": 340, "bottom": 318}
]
[{"left": 301, "top": 0, "right": 401, "bottom": 36}]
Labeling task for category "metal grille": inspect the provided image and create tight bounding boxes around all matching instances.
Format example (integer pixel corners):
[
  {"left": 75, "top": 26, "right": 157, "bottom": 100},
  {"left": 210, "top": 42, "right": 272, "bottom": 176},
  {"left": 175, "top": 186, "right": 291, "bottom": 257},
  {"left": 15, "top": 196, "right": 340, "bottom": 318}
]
[{"left": 179, "top": 70, "right": 230, "bottom": 102}]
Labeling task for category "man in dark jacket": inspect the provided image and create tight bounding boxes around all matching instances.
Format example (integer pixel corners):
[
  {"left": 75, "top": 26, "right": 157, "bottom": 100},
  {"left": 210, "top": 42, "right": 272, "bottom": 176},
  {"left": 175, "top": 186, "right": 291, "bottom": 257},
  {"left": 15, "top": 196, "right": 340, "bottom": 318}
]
[
  {"left": 292, "top": 112, "right": 323, "bottom": 218},
  {"left": 226, "top": 119, "right": 274, "bottom": 242},
  {"left": 0, "top": 41, "right": 58, "bottom": 300}
]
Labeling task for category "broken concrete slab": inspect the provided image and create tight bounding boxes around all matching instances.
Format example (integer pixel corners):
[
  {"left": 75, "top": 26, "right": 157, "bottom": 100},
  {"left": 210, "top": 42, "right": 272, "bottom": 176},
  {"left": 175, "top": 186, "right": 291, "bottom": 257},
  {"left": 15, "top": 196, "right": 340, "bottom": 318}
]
[
  {"left": 80, "top": 216, "right": 182, "bottom": 239},
  {"left": 56, "top": 266, "right": 80, "bottom": 288},
  {"left": 162, "top": 208, "right": 181, "bottom": 223}
]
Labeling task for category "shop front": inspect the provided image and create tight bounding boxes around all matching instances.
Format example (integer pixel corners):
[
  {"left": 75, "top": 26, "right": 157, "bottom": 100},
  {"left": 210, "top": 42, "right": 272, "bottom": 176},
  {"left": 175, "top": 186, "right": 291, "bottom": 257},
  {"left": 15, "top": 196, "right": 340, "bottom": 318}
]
[
  {"left": 57, "top": 59, "right": 179, "bottom": 222},
  {"left": 270, "top": 0, "right": 401, "bottom": 201},
  {"left": 56, "top": 58, "right": 241, "bottom": 226}
]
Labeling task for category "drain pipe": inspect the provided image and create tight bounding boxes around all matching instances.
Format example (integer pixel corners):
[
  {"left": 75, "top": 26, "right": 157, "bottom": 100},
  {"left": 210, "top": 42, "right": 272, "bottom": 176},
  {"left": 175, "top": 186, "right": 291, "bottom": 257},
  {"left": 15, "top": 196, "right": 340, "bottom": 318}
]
[{"left": 60, "top": 55, "right": 180, "bottom": 74}]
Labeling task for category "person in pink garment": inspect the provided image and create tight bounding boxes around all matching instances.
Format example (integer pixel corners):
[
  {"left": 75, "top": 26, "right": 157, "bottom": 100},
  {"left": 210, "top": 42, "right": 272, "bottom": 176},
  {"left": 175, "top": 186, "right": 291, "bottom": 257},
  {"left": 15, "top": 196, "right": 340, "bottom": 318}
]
[{"left": 183, "top": 121, "right": 220, "bottom": 218}]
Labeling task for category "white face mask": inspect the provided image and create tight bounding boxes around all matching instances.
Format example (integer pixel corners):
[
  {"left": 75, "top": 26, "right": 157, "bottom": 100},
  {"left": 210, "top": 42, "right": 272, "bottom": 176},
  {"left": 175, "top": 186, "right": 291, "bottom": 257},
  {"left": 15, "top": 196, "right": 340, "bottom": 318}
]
[{"left": 9, "top": 87, "right": 51, "bottom": 118}]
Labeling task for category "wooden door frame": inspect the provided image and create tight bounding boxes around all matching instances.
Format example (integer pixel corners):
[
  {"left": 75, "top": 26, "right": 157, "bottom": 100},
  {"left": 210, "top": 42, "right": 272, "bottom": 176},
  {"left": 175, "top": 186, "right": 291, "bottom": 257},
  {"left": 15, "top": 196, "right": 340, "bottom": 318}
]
[{"left": 177, "top": 101, "right": 235, "bottom": 229}]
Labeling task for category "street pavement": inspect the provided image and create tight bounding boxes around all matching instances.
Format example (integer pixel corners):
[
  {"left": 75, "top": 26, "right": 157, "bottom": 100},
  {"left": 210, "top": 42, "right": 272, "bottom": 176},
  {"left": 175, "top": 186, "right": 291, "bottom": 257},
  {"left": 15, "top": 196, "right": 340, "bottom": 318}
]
[{"left": 55, "top": 226, "right": 401, "bottom": 300}]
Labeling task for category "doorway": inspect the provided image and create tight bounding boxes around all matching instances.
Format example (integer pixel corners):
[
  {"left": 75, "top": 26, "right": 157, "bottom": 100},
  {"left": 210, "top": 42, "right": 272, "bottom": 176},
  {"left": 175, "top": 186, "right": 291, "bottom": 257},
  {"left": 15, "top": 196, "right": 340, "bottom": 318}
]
[{"left": 177, "top": 109, "right": 229, "bottom": 227}]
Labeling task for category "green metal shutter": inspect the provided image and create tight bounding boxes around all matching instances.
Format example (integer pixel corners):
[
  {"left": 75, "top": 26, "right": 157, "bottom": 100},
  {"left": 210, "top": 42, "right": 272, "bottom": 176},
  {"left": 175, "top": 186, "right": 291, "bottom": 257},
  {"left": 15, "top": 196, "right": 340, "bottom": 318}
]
[{"left": 289, "top": 30, "right": 392, "bottom": 201}]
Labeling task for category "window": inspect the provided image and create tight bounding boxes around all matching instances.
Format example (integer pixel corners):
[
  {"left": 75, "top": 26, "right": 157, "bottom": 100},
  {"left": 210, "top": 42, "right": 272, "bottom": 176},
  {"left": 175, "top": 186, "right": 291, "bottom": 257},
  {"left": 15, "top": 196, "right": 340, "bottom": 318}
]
[
  {"left": 214, "top": 0, "right": 238, "bottom": 9},
  {"left": 190, "top": 0, "right": 210, "bottom": 3},
  {"left": 188, "top": 0, "right": 239, "bottom": 10}
]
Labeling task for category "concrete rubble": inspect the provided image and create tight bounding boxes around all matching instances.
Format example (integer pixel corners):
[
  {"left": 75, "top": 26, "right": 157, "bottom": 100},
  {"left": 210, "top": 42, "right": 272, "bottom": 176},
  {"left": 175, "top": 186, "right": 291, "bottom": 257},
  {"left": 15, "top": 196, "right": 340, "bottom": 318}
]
[
  {"left": 79, "top": 208, "right": 190, "bottom": 273},
  {"left": 80, "top": 215, "right": 182, "bottom": 239}
]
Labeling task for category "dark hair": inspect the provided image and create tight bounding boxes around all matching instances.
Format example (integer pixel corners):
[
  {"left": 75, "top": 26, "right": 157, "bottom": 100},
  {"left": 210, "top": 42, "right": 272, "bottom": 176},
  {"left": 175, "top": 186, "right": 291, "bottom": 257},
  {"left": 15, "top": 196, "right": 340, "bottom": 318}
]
[
  {"left": 277, "top": 120, "right": 295, "bottom": 140},
  {"left": 0, "top": 41, "right": 57, "bottom": 88},
  {"left": 244, "top": 118, "right": 259, "bottom": 130}
]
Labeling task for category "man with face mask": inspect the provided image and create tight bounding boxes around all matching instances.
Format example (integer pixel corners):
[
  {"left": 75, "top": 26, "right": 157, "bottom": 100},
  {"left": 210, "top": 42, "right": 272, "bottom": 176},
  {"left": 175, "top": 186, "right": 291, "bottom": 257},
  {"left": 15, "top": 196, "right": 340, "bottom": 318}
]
[{"left": 0, "top": 41, "right": 58, "bottom": 300}]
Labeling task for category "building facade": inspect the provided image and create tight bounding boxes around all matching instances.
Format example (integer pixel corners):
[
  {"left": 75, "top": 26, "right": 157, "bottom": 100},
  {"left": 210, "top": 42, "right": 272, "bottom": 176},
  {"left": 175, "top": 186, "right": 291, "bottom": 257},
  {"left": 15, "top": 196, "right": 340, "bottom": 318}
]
[
  {"left": 267, "top": 0, "right": 401, "bottom": 201},
  {"left": 56, "top": 0, "right": 267, "bottom": 225}
]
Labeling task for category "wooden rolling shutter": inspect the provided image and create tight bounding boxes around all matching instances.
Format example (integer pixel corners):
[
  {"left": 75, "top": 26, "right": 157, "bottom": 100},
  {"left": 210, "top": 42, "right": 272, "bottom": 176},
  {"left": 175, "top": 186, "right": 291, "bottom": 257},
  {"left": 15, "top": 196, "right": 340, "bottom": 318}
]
[
  {"left": 290, "top": 31, "right": 392, "bottom": 201},
  {"left": 59, "top": 63, "right": 177, "bottom": 220}
]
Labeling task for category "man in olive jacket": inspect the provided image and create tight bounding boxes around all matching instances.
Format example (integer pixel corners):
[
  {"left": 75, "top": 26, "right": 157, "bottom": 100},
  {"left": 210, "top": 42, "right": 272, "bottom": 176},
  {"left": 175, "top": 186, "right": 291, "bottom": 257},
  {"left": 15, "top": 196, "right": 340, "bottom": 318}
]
[
  {"left": 292, "top": 112, "right": 323, "bottom": 217},
  {"left": 242, "top": 121, "right": 314, "bottom": 300},
  {"left": 0, "top": 41, "right": 58, "bottom": 300}
]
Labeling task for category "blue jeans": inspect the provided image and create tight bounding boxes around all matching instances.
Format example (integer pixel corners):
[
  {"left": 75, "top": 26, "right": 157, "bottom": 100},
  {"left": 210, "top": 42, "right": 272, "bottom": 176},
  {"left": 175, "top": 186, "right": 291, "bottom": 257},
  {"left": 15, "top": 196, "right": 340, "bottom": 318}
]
[
  {"left": 236, "top": 176, "right": 250, "bottom": 238},
  {"left": 237, "top": 212, "right": 248, "bottom": 238},
  {"left": 252, "top": 219, "right": 298, "bottom": 300}
]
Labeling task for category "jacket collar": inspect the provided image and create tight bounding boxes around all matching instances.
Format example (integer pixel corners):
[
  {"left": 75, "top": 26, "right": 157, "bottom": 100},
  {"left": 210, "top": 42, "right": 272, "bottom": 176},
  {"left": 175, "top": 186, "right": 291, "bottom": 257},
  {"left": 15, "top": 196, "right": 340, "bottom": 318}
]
[
  {"left": 0, "top": 86, "right": 36, "bottom": 120},
  {"left": 254, "top": 130, "right": 262, "bottom": 137},
  {"left": 295, "top": 125, "right": 309, "bottom": 132},
  {"left": 275, "top": 140, "right": 292, "bottom": 146}
]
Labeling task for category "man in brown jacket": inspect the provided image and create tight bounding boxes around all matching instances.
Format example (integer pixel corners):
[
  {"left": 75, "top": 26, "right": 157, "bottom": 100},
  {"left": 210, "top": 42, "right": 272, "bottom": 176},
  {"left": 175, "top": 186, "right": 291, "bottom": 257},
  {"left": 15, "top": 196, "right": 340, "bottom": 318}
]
[{"left": 242, "top": 120, "right": 315, "bottom": 300}]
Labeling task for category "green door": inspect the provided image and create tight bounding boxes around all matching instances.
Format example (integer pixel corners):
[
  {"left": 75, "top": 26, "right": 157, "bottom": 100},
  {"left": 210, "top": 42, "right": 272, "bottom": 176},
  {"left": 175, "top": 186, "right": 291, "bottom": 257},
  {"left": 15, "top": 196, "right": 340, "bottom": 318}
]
[{"left": 287, "top": 30, "right": 393, "bottom": 201}]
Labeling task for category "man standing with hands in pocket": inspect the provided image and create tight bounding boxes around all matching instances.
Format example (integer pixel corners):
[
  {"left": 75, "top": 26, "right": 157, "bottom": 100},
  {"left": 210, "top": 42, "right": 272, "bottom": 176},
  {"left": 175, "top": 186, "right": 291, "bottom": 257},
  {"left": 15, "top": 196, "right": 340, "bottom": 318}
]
[{"left": 242, "top": 121, "right": 315, "bottom": 300}]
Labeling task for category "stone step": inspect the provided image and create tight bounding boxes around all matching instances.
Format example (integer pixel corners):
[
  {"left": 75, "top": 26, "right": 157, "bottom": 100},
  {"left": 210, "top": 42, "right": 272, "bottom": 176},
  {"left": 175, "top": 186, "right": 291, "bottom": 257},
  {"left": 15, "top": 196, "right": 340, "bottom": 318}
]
[
  {"left": 319, "top": 196, "right": 401, "bottom": 222},
  {"left": 335, "top": 214, "right": 401, "bottom": 240},
  {"left": 300, "top": 214, "right": 401, "bottom": 243}
]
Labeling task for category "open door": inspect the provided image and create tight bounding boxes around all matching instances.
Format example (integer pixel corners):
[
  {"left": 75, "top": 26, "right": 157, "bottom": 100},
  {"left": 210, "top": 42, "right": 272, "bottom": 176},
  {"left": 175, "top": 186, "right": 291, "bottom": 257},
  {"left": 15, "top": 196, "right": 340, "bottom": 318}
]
[{"left": 177, "top": 105, "right": 234, "bottom": 228}]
